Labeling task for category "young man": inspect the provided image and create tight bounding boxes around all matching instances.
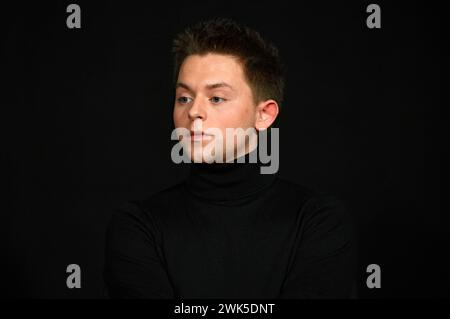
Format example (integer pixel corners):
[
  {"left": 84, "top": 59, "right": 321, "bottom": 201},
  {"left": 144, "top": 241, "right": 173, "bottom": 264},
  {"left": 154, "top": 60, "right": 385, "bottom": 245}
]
[{"left": 103, "top": 18, "right": 357, "bottom": 298}]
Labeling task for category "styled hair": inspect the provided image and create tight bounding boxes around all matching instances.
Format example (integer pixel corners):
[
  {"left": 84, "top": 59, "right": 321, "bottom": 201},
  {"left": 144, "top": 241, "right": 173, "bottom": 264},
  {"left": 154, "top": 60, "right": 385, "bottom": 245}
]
[{"left": 172, "top": 18, "right": 285, "bottom": 108}]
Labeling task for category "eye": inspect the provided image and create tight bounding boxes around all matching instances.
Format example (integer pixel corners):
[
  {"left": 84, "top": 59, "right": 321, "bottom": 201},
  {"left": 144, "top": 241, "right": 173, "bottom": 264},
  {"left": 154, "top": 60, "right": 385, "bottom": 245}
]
[
  {"left": 210, "top": 96, "right": 226, "bottom": 104},
  {"left": 177, "top": 96, "right": 193, "bottom": 104}
]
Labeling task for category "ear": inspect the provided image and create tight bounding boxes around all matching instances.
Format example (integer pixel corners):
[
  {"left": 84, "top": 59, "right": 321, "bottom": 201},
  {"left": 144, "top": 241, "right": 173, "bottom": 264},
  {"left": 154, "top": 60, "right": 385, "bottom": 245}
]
[{"left": 254, "top": 99, "right": 279, "bottom": 131}]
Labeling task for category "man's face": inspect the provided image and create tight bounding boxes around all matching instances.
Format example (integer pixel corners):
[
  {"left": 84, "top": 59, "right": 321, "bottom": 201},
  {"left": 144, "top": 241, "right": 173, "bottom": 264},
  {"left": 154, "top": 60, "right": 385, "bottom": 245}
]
[{"left": 173, "top": 53, "right": 259, "bottom": 162}]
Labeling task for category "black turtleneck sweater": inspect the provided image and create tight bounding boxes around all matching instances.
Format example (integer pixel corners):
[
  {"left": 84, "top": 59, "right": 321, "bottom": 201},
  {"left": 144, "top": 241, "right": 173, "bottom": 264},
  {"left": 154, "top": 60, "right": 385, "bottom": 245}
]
[{"left": 103, "top": 148, "right": 357, "bottom": 299}]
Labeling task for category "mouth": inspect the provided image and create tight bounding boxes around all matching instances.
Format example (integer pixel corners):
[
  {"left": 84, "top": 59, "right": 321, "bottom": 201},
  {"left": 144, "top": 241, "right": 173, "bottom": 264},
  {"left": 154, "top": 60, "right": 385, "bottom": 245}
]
[{"left": 189, "top": 131, "right": 214, "bottom": 141}]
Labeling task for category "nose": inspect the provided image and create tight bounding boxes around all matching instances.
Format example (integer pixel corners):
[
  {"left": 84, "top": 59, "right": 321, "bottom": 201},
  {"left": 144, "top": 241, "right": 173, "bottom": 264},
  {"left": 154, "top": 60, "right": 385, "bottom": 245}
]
[{"left": 188, "top": 97, "right": 207, "bottom": 121}]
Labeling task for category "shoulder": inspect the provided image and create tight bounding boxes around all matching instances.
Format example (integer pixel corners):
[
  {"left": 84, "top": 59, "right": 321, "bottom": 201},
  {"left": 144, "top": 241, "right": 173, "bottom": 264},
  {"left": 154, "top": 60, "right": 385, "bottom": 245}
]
[
  {"left": 130, "top": 181, "right": 185, "bottom": 209},
  {"left": 273, "top": 176, "right": 322, "bottom": 213},
  {"left": 301, "top": 191, "right": 351, "bottom": 221},
  {"left": 107, "top": 181, "right": 185, "bottom": 232},
  {"left": 299, "top": 193, "right": 355, "bottom": 248},
  {"left": 275, "top": 175, "right": 348, "bottom": 209},
  {"left": 274, "top": 176, "right": 316, "bottom": 199},
  {"left": 275, "top": 176, "right": 354, "bottom": 236}
]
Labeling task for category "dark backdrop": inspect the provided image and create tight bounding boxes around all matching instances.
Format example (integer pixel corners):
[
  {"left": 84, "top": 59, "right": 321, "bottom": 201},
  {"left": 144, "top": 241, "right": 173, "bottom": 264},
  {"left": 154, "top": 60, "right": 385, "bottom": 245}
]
[{"left": 2, "top": 1, "right": 444, "bottom": 298}]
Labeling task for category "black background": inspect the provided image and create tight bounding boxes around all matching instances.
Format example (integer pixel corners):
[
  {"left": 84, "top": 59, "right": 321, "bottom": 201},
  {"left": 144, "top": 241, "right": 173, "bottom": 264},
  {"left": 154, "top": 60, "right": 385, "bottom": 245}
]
[{"left": 2, "top": 1, "right": 444, "bottom": 298}]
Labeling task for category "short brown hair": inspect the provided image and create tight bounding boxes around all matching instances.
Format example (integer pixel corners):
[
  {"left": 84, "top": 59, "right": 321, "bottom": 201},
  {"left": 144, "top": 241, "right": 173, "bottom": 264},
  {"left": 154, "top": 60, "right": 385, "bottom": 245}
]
[{"left": 172, "top": 18, "right": 285, "bottom": 108}]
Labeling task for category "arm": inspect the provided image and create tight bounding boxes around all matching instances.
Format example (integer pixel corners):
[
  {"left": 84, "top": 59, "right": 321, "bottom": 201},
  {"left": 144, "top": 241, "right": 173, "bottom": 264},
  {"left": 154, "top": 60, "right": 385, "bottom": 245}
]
[
  {"left": 103, "top": 201, "right": 175, "bottom": 298},
  {"left": 279, "top": 196, "right": 357, "bottom": 298}
]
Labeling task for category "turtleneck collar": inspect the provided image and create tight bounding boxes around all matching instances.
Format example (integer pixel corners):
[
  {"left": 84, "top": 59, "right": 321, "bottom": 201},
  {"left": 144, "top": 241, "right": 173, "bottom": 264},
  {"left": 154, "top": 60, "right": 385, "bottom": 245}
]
[{"left": 184, "top": 146, "right": 278, "bottom": 203}]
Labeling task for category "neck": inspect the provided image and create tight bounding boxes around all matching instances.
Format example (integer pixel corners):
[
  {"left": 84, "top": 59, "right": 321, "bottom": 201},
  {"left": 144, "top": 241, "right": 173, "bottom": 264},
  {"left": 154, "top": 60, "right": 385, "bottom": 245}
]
[{"left": 184, "top": 146, "right": 278, "bottom": 202}]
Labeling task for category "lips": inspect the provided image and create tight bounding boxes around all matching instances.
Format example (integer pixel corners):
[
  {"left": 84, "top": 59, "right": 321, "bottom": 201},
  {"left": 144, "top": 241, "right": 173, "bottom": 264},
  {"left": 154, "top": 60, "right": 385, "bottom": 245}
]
[
  {"left": 189, "top": 131, "right": 213, "bottom": 141},
  {"left": 190, "top": 130, "right": 206, "bottom": 136}
]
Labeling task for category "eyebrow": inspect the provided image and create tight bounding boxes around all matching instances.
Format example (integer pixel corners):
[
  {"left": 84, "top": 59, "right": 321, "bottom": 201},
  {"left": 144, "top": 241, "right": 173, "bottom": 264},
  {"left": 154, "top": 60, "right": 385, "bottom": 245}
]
[{"left": 176, "top": 82, "right": 235, "bottom": 92}]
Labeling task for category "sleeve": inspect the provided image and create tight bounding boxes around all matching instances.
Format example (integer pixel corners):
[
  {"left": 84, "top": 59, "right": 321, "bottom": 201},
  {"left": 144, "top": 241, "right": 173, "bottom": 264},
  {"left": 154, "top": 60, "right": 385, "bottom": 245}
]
[
  {"left": 103, "top": 201, "right": 175, "bottom": 299},
  {"left": 279, "top": 195, "right": 357, "bottom": 299}
]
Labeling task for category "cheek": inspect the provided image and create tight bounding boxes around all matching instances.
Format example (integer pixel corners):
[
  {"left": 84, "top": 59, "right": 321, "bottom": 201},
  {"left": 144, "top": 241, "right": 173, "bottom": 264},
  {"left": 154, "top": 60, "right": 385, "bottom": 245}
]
[
  {"left": 218, "top": 111, "right": 252, "bottom": 131},
  {"left": 173, "top": 109, "right": 184, "bottom": 127},
  {"left": 218, "top": 109, "right": 241, "bottom": 128},
  {"left": 241, "top": 106, "right": 256, "bottom": 126}
]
